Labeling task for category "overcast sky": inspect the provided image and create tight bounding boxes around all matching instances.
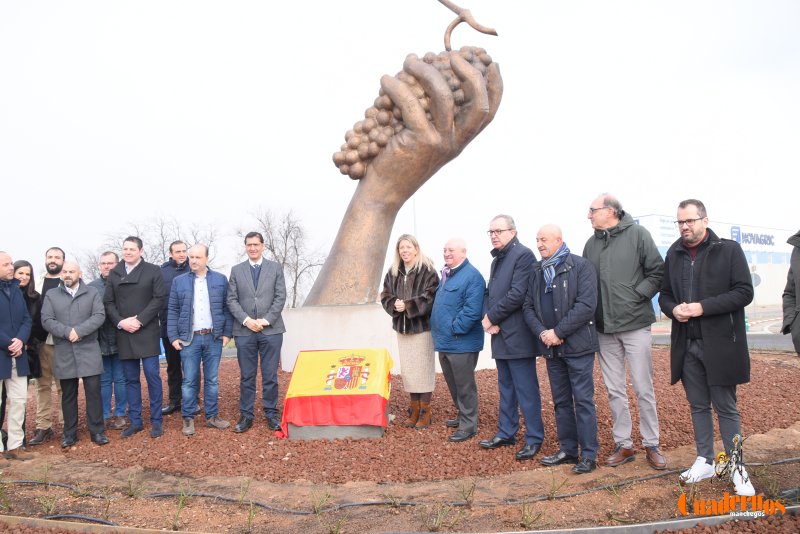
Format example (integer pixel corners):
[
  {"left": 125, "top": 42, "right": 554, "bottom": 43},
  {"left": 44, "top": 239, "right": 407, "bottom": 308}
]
[{"left": 1, "top": 1, "right": 798, "bottom": 285}]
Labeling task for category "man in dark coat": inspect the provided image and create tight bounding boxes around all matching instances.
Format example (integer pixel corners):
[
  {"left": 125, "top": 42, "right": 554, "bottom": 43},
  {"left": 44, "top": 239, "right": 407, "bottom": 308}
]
[
  {"left": 159, "top": 240, "right": 189, "bottom": 415},
  {"left": 104, "top": 236, "right": 166, "bottom": 439},
  {"left": 0, "top": 252, "right": 32, "bottom": 462},
  {"left": 781, "top": 230, "right": 800, "bottom": 355},
  {"left": 41, "top": 261, "right": 109, "bottom": 447},
  {"left": 88, "top": 251, "right": 128, "bottom": 430},
  {"left": 524, "top": 225, "right": 600, "bottom": 474},
  {"left": 659, "top": 199, "right": 755, "bottom": 497},
  {"left": 479, "top": 215, "right": 543, "bottom": 461}
]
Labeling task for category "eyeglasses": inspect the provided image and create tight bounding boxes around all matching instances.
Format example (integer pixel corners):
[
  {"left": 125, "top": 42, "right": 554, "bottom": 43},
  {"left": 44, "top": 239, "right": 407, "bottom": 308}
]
[
  {"left": 674, "top": 218, "right": 705, "bottom": 227},
  {"left": 588, "top": 206, "right": 609, "bottom": 214},
  {"left": 487, "top": 229, "right": 512, "bottom": 236}
]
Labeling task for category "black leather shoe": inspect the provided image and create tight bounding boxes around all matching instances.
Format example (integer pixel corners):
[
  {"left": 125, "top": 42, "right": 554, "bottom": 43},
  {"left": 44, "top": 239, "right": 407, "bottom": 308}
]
[
  {"left": 515, "top": 443, "right": 542, "bottom": 461},
  {"left": 479, "top": 436, "right": 516, "bottom": 449},
  {"left": 121, "top": 425, "right": 144, "bottom": 439},
  {"left": 448, "top": 430, "right": 476, "bottom": 442},
  {"left": 28, "top": 428, "right": 53, "bottom": 446},
  {"left": 161, "top": 404, "right": 181, "bottom": 415},
  {"left": 266, "top": 415, "right": 282, "bottom": 431},
  {"left": 61, "top": 436, "right": 78, "bottom": 449},
  {"left": 445, "top": 419, "right": 459, "bottom": 428},
  {"left": 540, "top": 450, "right": 580, "bottom": 466},
  {"left": 234, "top": 416, "right": 253, "bottom": 433},
  {"left": 572, "top": 457, "right": 597, "bottom": 474},
  {"left": 91, "top": 433, "right": 110, "bottom": 445}
]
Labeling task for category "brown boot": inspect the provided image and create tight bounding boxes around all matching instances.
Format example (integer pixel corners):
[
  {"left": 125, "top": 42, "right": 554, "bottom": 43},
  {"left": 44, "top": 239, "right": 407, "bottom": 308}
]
[
  {"left": 415, "top": 402, "right": 432, "bottom": 429},
  {"left": 404, "top": 400, "right": 420, "bottom": 427}
]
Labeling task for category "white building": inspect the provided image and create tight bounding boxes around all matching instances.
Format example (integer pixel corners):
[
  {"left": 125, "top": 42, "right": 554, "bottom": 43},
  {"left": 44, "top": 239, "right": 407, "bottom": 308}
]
[{"left": 635, "top": 214, "right": 793, "bottom": 308}]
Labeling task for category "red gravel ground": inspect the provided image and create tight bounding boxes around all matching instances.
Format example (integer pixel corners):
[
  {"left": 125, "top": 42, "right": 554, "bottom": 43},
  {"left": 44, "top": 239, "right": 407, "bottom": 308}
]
[
  {"left": 0, "top": 346, "right": 798, "bottom": 533},
  {"left": 42, "top": 347, "right": 800, "bottom": 484}
]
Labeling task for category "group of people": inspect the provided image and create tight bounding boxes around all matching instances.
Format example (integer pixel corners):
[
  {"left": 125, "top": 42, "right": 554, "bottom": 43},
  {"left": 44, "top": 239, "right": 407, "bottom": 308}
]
[
  {"left": 0, "top": 231, "right": 286, "bottom": 466},
  {"left": 381, "top": 195, "right": 759, "bottom": 496},
  {"left": 2, "top": 195, "right": 791, "bottom": 497}
]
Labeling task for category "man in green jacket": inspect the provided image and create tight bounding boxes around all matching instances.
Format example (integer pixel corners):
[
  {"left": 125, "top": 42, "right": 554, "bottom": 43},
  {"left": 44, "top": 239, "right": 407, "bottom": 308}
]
[{"left": 583, "top": 193, "right": 667, "bottom": 470}]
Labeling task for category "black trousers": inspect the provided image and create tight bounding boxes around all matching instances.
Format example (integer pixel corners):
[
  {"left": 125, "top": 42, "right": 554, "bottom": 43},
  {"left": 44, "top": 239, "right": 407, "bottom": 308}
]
[
  {"left": 60, "top": 374, "right": 104, "bottom": 438},
  {"left": 162, "top": 336, "right": 183, "bottom": 405}
]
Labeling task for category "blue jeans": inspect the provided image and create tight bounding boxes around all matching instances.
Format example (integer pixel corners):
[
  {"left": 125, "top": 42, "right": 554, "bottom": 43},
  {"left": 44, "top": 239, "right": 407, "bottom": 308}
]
[
  {"left": 180, "top": 333, "right": 222, "bottom": 418},
  {"left": 236, "top": 332, "right": 283, "bottom": 419},
  {"left": 101, "top": 353, "right": 128, "bottom": 419},
  {"left": 122, "top": 356, "right": 163, "bottom": 428}
]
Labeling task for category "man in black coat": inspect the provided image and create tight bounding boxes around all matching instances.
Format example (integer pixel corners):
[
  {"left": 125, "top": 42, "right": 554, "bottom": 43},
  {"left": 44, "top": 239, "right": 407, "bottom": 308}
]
[
  {"left": 159, "top": 240, "right": 189, "bottom": 415},
  {"left": 523, "top": 225, "right": 600, "bottom": 474},
  {"left": 104, "top": 236, "right": 166, "bottom": 439},
  {"left": 659, "top": 199, "right": 755, "bottom": 496},
  {"left": 781, "top": 229, "right": 800, "bottom": 355},
  {"left": 479, "top": 215, "right": 543, "bottom": 461}
]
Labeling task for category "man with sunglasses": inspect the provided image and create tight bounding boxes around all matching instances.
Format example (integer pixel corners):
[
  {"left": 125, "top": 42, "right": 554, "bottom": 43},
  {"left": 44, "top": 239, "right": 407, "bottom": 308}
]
[
  {"left": 583, "top": 193, "right": 667, "bottom": 471},
  {"left": 659, "top": 199, "right": 754, "bottom": 496}
]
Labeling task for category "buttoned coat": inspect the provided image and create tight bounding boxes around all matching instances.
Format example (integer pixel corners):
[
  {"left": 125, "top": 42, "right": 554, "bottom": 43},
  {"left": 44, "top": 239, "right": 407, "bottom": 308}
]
[
  {"left": 103, "top": 261, "right": 165, "bottom": 360},
  {"left": 227, "top": 259, "right": 286, "bottom": 337},
  {"left": 484, "top": 237, "right": 537, "bottom": 359},
  {"left": 41, "top": 281, "right": 105, "bottom": 379},
  {"left": 0, "top": 279, "right": 32, "bottom": 379}
]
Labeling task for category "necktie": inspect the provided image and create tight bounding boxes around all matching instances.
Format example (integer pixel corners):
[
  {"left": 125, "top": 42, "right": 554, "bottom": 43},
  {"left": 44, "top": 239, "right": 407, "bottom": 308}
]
[
  {"left": 441, "top": 266, "right": 451, "bottom": 285},
  {"left": 252, "top": 263, "right": 261, "bottom": 288}
]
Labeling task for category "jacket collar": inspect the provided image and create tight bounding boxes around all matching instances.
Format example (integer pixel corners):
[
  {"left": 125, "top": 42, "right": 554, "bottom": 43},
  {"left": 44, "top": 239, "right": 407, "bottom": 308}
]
[
  {"left": 162, "top": 258, "right": 188, "bottom": 271},
  {"left": 490, "top": 236, "right": 519, "bottom": 259},
  {"left": 593, "top": 211, "right": 633, "bottom": 240}
]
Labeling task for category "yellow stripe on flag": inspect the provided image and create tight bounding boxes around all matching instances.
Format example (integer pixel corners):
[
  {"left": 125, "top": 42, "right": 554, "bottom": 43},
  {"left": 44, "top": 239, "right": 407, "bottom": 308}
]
[{"left": 286, "top": 348, "right": 393, "bottom": 400}]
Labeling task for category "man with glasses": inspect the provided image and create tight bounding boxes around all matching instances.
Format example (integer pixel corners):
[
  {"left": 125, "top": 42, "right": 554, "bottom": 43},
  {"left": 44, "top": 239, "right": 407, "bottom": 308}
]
[
  {"left": 479, "top": 215, "right": 543, "bottom": 461},
  {"left": 88, "top": 251, "right": 128, "bottom": 431},
  {"left": 583, "top": 194, "right": 667, "bottom": 471},
  {"left": 659, "top": 199, "right": 754, "bottom": 496}
]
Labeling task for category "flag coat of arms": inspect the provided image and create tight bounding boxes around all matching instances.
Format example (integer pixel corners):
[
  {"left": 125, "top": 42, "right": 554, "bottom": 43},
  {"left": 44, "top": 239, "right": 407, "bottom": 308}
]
[{"left": 279, "top": 348, "right": 393, "bottom": 436}]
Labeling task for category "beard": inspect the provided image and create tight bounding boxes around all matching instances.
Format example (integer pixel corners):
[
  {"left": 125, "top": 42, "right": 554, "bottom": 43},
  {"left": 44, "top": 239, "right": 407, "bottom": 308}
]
[{"left": 46, "top": 263, "right": 62, "bottom": 275}]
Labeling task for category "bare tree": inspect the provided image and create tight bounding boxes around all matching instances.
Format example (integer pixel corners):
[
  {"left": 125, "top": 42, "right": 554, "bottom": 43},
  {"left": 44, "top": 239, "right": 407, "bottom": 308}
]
[
  {"left": 79, "top": 215, "right": 220, "bottom": 277},
  {"left": 238, "top": 209, "right": 326, "bottom": 308}
]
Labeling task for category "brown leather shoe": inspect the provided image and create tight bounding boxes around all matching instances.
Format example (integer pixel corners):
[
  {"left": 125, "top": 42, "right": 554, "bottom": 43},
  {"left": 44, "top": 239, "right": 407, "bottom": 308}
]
[
  {"left": 605, "top": 445, "right": 636, "bottom": 467},
  {"left": 4, "top": 448, "right": 33, "bottom": 461},
  {"left": 645, "top": 446, "right": 667, "bottom": 470},
  {"left": 108, "top": 416, "right": 129, "bottom": 431}
]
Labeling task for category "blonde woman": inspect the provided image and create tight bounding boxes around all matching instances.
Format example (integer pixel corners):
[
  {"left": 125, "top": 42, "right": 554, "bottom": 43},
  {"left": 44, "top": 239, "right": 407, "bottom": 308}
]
[{"left": 380, "top": 235, "right": 439, "bottom": 428}]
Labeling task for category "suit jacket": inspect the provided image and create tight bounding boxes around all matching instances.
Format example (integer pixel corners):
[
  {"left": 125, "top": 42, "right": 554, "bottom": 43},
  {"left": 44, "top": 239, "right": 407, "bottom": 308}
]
[
  {"left": 484, "top": 237, "right": 537, "bottom": 359},
  {"left": 227, "top": 258, "right": 286, "bottom": 337},
  {"left": 0, "top": 278, "right": 32, "bottom": 379},
  {"left": 103, "top": 260, "right": 165, "bottom": 360}
]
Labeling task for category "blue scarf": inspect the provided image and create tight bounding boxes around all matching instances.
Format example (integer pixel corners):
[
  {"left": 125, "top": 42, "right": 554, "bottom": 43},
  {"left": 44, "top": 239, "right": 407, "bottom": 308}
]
[{"left": 542, "top": 243, "right": 570, "bottom": 292}]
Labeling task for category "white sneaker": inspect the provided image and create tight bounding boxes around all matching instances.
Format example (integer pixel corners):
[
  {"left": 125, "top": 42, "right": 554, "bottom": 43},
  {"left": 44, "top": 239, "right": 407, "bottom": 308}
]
[
  {"left": 680, "top": 456, "right": 715, "bottom": 483},
  {"left": 732, "top": 466, "right": 756, "bottom": 496}
]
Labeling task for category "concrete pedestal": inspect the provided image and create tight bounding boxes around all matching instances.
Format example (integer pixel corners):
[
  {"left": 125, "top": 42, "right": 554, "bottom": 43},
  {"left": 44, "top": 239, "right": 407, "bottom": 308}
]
[{"left": 280, "top": 303, "right": 497, "bottom": 373}]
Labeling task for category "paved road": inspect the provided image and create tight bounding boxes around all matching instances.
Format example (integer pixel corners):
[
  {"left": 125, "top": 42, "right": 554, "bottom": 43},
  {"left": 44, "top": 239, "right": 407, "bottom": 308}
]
[{"left": 653, "top": 318, "right": 797, "bottom": 351}]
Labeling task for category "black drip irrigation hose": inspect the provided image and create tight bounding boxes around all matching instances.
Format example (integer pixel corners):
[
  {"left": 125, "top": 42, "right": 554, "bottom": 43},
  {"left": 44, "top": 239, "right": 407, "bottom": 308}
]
[
  {"left": 7, "top": 455, "right": 800, "bottom": 520},
  {"left": 43, "top": 514, "right": 118, "bottom": 526}
]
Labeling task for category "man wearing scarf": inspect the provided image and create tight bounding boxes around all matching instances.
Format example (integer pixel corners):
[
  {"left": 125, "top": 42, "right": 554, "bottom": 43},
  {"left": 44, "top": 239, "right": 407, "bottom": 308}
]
[{"left": 524, "top": 225, "right": 600, "bottom": 474}]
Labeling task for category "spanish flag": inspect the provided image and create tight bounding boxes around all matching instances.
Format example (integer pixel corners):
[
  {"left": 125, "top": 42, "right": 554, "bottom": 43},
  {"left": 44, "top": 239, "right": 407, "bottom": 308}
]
[{"left": 278, "top": 348, "right": 393, "bottom": 438}]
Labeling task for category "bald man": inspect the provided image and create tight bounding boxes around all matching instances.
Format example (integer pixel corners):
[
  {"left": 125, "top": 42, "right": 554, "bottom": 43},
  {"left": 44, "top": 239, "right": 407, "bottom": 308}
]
[
  {"left": 41, "top": 261, "right": 109, "bottom": 447},
  {"left": 430, "top": 238, "right": 486, "bottom": 442},
  {"left": 524, "top": 225, "right": 600, "bottom": 474}
]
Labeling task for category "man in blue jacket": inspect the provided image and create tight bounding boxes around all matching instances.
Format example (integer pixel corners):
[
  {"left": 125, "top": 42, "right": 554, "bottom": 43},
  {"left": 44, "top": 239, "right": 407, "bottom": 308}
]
[
  {"left": 524, "top": 225, "right": 600, "bottom": 474},
  {"left": 431, "top": 238, "right": 485, "bottom": 442},
  {"left": 479, "top": 215, "right": 543, "bottom": 461},
  {"left": 0, "top": 251, "right": 32, "bottom": 462},
  {"left": 168, "top": 244, "right": 233, "bottom": 436}
]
